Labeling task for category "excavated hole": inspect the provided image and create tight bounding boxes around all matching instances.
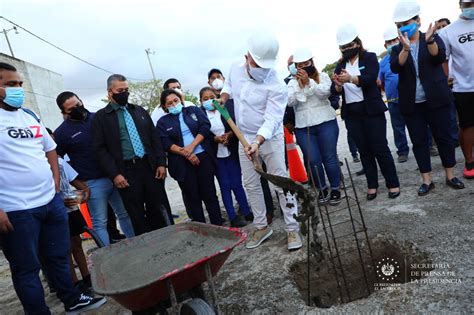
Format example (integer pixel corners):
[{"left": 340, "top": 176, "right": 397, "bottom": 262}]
[{"left": 290, "top": 237, "right": 434, "bottom": 308}]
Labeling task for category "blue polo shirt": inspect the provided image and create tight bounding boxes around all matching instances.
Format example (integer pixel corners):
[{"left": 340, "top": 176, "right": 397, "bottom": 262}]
[
  {"left": 379, "top": 55, "right": 399, "bottom": 103},
  {"left": 54, "top": 112, "right": 105, "bottom": 181}
]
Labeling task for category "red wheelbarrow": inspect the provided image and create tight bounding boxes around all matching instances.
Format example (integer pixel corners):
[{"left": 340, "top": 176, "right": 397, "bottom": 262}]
[{"left": 89, "top": 222, "right": 246, "bottom": 314}]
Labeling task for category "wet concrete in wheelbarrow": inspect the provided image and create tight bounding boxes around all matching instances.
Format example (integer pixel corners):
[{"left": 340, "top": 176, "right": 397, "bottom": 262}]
[{"left": 90, "top": 224, "right": 239, "bottom": 295}]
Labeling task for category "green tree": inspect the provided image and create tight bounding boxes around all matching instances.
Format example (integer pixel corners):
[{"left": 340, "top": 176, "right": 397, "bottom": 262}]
[
  {"left": 322, "top": 61, "right": 338, "bottom": 76},
  {"left": 128, "top": 79, "right": 163, "bottom": 113},
  {"left": 127, "top": 79, "right": 199, "bottom": 113}
]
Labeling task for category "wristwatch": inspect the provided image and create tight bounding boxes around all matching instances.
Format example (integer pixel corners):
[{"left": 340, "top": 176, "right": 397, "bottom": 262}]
[
  {"left": 251, "top": 139, "right": 262, "bottom": 147},
  {"left": 426, "top": 39, "right": 436, "bottom": 45}
]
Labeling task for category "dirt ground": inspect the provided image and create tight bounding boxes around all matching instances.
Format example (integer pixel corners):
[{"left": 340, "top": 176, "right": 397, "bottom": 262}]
[{"left": 1, "top": 115, "right": 472, "bottom": 314}]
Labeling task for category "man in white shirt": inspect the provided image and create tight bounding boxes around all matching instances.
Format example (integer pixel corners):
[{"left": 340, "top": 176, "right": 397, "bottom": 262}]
[
  {"left": 0, "top": 62, "right": 105, "bottom": 314},
  {"left": 220, "top": 31, "right": 302, "bottom": 251},
  {"left": 439, "top": 0, "right": 474, "bottom": 178}
]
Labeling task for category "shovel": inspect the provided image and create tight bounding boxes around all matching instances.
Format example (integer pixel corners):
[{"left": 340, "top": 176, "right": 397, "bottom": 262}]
[{"left": 211, "top": 100, "right": 306, "bottom": 194}]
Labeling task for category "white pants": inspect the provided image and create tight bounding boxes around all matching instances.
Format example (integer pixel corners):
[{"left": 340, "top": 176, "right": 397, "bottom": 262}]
[{"left": 239, "top": 133, "right": 299, "bottom": 232}]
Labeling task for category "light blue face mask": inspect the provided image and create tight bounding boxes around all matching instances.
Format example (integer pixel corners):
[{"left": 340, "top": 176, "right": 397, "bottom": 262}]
[
  {"left": 399, "top": 22, "right": 418, "bottom": 39},
  {"left": 202, "top": 99, "right": 215, "bottom": 111},
  {"left": 3, "top": 87, "right": 25, "bottom": 108},
  {"left": 462, "top": 8, "right": 474, "bottom": 20},
  {"left": 168, "top": 103, "right": 183, "bottom": 115},
  {"left": 288, "top": 63, "right": 298, "bottom": 76},
  {"left": 387, "top": 43, "right": 398, "bottom": 54}
]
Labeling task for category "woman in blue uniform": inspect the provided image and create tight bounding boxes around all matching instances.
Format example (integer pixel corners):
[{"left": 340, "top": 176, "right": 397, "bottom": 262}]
[{"left": 156, "top": 89, "right": 223, "bottom": 225}]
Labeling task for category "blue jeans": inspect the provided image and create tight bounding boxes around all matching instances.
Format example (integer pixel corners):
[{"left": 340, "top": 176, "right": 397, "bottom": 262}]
[
  {"left": 86, "top": 178, "right": 135, "bottom": 246},
  {"left": 0, "top": 194, "right": 79, "bottom": 314},
  {"left": 388, "top": 102, "right": 409, "bottom": 156},
  {"left": 295, "top": 119, "right": 341, "bottom": 190},
  {"left": 216, "top": 156, "right": 251, "bottom": 221}
]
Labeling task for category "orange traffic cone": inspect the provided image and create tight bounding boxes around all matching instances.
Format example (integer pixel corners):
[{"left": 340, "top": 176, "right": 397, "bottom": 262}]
[
  {"left": 79, "top": 203, "right": 93, "bottom": 239},
  {"left": 284, "top": 127, "right": 308, "bottom": 183}
]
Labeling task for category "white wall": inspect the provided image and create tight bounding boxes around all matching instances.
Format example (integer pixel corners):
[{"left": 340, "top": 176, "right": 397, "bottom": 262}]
[{"left": 0, "top": 53, "right": 64, "bottom": 129}]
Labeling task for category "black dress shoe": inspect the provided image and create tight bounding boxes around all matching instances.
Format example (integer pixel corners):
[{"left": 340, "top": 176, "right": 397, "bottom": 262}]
[
  {"left": 367, "top": 192, "right": 377, "bottom": 200},
  {"left": 388, "top": 191, "right": 401, "bottom": 199},
  {"left": 356, "top": 169, "right": 365, "bottom": 176},
  {"left": 418, "top": 182, "right": 435, "bottom": 196},
  {"left": 446, "top": 177, "right": 465, "bottom": 189}
]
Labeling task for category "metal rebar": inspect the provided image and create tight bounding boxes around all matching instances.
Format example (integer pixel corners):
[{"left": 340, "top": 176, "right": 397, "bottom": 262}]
[
  {"left": 314, "top": 163, "right": 352, "bottom": 302},
  {"left": 342, "top": 158, "right": 372, "bottom": 296},
  {"left": 345, "top": 159, "right": 378, "bottom": 287},
  {"left": 307, "top": 215, "right": 311, "bottom": 306}
]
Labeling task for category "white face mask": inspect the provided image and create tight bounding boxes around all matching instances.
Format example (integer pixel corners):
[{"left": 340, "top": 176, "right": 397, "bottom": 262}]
[
  {"left": 174, "top": 88, "right": 183, "bottom": 95},
  {"left": 211, "top": 78, "right": 224, "bottom": 90},
  {"left": 248, "top": 64, "right": 271, "bottom": 82}
]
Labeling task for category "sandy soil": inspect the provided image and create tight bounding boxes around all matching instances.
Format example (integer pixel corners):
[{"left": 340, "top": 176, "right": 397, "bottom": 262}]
[{"left": 1, "top": 114, "right": 472, "bottom": 314}]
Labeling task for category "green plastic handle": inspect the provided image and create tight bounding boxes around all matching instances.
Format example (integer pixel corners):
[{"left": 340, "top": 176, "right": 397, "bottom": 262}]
[{"left": 212, "top": 100, "right": 231, "bottom": 121}]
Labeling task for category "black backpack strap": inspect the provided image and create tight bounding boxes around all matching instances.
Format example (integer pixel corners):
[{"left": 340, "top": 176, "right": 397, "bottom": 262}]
[{"left": 21, "top": 108, "right": 41, "bottom": 123}]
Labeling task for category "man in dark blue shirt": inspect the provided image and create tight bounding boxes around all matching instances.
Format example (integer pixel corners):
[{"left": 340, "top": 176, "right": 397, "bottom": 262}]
[
  {"left": 54, "top": 92, "right": 135, "bottom": 245},
  {"left": 379, "top": 26, "right": 410, "bottom": 163}
]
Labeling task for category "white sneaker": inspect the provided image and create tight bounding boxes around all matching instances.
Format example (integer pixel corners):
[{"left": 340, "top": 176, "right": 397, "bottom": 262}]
[
  {"left": 287, "top": 231, "right": 302, "bottom": 250},
  {"left": 246, "top": 227, "right": 273, "bottom": 249}
]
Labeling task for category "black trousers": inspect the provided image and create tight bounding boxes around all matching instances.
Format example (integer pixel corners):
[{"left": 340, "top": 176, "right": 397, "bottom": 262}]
[
  {"left": 118, "top": 158, "right": 171, "bottom": 235},
  {"left": 178, "top": 152, "right": 223, "bottom": 225},
  {"left": 345, "top": 112, "right": 400, "bottom": 189},
  {"left": 403, "top": 102, "right": 456, "bottom": 173}
]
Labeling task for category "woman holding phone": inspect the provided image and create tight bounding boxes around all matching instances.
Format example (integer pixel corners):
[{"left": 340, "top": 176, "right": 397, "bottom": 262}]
[{"left": 331, "top": 24, "right": 401, "bottom": 200}]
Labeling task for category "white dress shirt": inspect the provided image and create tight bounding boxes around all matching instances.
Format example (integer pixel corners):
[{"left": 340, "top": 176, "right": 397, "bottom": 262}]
[
  {"left": 221, "top": 61, "right": 287, "bottom": 141},
  {"left": 287, "top": 72, "right": 336, "bottom": 128},
  {"left": 207, "top": 110, "right": 230, "bottom": 158},
  {"left": 343, "top": 59, "right": 364, "bottom": 104}
]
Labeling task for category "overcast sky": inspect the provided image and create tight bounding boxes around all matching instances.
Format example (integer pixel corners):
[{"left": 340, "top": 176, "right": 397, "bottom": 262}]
[{"left": 0, "top": 0, "right": 460, "bottom": 111}]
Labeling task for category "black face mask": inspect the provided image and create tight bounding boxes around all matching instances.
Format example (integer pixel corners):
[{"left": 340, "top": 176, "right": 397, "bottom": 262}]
[
  {"left": 342, "top": 47, "right": 360, "bottom": 61},
  {"left": 303, "top": 65, "right": 316, "bottom": 77},
  {"left": 112, "top": 91, "right": 129, "bottom": 106},
  {"left": 68, "top": 105, "right": 88, "bottom": 121}
]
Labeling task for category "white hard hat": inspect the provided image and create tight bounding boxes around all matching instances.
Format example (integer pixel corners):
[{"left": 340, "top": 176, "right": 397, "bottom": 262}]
[
  {"left": 336, "top": 24, "right": 359, "bottom": 46},
  {"left": 383, "top": 26, "right": 399, "bottom": 41},
  {"left": 247, "top": 30, "right": 279, "bottom": 69},
  {"left": 293, "top": 48, "right": 313, "bottom": 63},
  {"left": 393, "top": 0, "right": 420, "bottom": 23}
]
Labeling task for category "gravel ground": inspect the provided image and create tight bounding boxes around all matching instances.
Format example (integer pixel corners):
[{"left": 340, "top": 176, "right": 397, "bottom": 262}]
[{"left": 1, "top": 114, "right": 472, "bottom": 314}]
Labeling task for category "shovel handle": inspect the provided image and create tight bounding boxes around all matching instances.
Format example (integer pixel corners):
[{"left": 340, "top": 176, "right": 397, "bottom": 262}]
[{"left": 213, "top": 100, "right": 262, "bottom": 171}]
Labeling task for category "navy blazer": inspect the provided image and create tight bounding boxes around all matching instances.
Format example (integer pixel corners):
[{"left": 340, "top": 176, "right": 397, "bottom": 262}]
[
  {"left": 202, "top": 100, "right": 239, "bottom": 161},
  {"left": 390, "top": 32, "right": 452, "bottom": 115},
  {"left": 330, "top": 51, "right": 387, "bottom": 117},
  {"left": 156, "top": 106, "right": 215, "bottom": 182}
]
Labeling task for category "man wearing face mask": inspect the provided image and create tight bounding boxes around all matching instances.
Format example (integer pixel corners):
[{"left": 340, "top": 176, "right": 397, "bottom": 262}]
[
  {"left": 0, "top": 62, "right": 106, "bottom": 314},
  {"left": 54, "top": 91, "right": 135, "bottom": 245},
  {"left": 150, "top": 78, "right": 196, "bottom": 126},
  {"left": 391, "top": 0, "right": 465, "bottom": 195},
  {"left": 91, "top": 74, "right": 171, "bottom": 235},
  {"left": 439, "top": 0, "right": 474, "bottom": 179},
  {"left": 379, "top": 26, "right": 410, "bottom": 163},
  {"left": 219, "top": 31, "right": 302, "bottom": 251}
]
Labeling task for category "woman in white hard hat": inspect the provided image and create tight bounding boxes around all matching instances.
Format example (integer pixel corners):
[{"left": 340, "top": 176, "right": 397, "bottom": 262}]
[
  {"left": 390, "top": 0, "right": 465, "bottom": 195},
  {"left": 331, "top": 24, "right": 401, "bottom": 200},
  {"left": 287, "top": 48, "right": 342, "bottom": 205}
]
